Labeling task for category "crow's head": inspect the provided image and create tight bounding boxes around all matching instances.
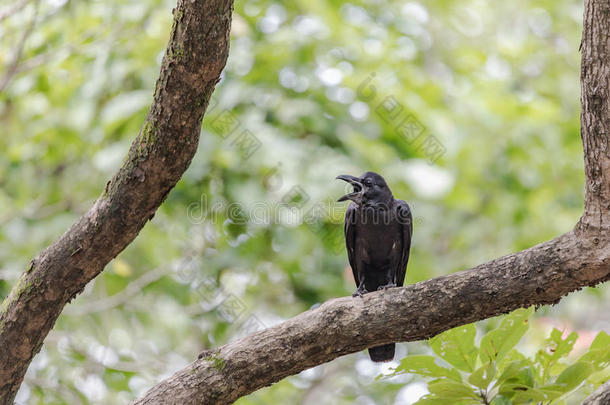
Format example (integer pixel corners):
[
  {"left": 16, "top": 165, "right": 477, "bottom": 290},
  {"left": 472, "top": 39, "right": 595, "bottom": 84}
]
[{"left": 336, "top": 171, "right": 393, "bottom": 206}]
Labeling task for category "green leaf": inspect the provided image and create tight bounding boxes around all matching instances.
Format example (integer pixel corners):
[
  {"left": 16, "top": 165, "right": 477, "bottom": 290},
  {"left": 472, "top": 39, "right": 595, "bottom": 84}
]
[
  {"left": 490, "top": 396, "right": 512, "bottom": 405},
  {"left": 579, "top": 331, "right": 610, "bottom": 370},
  {"left": 427, "top": 380, "right": 480, "bottom": 400},
  {"left": 511, "top": 387, "right": 563, "bottom": 404},
  {"left": 468, "top": 361, "right": 497, "bottom": 389},
  {"left": 499, "top": 348, "right": 528, "bottom": 365},
  {"left": 589, "top": 366, "right": 610, "bottom": 384},
  {"left": 581, "top": 347, "right": 610, "bottom": 370},
  {"left": 430, "top": 323, "right": 478, "bottom": 372},
  {"left": 535, "top": 329, "right": 578, "bottom": 383},
  {"left": 413, "top": 397, "right": 451, "bottom": 405},
  {"left": 498, "top": 383, "right": 531, "bottom": 398},
  {"left": 496, "top": 360, "right": 527, "bottom": 385},
  {"left": 479, "top": 307, "right": 533, "bottom": 364},
  {"left": 498, "top": 367, "right": 535, "bottom": 397},
  {"left": 551, "top": 361, "right": 595, "bottom": 391},
  {"left": 589, "top": 331, "right": 610, "bottom": 351},
  {"left": 394, "top": 355, "right": 462, "bottom": 382}
]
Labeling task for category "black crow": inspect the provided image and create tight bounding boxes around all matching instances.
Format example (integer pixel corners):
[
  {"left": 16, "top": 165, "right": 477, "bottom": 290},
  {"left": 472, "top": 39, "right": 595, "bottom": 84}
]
[{"left": 337, "top": 171, "right": 413, "bottom": 362}]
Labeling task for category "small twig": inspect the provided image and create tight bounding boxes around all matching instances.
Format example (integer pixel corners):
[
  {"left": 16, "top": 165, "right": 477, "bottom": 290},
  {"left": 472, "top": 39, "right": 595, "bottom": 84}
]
[
  {"left": 0, "top": 0, "right": 40, "bottom": 93},
  {"left": 63, "top": 266, "right": 168, "bottom": 316},
  {"left": 479, "top": 389, "right": 490, "bottom": 405},
  {"left": 0, "top": 0, "right": 31, "bottom": 23}
]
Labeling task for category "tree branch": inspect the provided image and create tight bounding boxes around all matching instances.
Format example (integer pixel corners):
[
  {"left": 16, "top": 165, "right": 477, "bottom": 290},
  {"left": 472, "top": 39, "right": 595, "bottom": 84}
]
[
  {"left": 0, "top": 0, "right": 234, "bottom": 402},
  {"left": 132, "top": 232, "right": 609, "bottom": 404},
  {"left": 579, "top": 0, "right": 610, "bottom": 232},
  {"left": 0, "top": 0, "right": 40, "bottom": 94}
]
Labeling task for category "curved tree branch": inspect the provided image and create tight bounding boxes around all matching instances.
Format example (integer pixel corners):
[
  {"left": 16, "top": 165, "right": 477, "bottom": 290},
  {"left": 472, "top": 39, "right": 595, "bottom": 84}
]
[
  {"left": 132, "top": 232, "right": 609, "bottom": 404},
  {"left": 0, "top": 0, "right": 234, "bottom": 402}
]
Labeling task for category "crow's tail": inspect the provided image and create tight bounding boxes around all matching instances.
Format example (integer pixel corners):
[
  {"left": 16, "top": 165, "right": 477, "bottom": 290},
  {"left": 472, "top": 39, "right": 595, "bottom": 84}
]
[{"left": 368, "top": 343, "right": 395, "bottom": 362}]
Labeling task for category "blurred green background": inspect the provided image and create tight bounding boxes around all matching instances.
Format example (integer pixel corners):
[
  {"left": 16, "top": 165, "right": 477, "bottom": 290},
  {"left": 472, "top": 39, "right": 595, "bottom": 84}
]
[{"left": 0, "top": 0, "right": 608, "bottom": 403}]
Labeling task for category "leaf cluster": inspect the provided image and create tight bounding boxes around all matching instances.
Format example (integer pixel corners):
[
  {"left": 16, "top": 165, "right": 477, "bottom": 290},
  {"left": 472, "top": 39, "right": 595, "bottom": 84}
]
[{"left": 392, "top": 308, "right": 610, "bottom": 404}]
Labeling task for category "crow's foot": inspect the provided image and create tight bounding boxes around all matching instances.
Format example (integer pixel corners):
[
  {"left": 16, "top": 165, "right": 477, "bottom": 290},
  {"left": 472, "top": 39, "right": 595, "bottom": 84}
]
[
  {"left": 352, "top": 287, "right": 368, "bottom": 297},
  {"left": 377, "top": 283, "right": 397, "bottom": 291}
]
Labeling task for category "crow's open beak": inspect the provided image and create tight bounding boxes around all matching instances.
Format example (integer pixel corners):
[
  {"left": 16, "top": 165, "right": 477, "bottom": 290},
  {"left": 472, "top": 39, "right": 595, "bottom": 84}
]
[{"left": 336, "top": 174, "right": 363, "bottom": 203}]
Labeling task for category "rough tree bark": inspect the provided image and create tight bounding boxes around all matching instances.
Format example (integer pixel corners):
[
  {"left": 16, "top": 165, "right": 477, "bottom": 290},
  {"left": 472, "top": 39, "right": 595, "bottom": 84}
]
[
  {"left": 0, "top": 0, "right": 609, "bottom": 404},
  {"left": 0, "top": 0, "right": 234, "bottom": 402}
]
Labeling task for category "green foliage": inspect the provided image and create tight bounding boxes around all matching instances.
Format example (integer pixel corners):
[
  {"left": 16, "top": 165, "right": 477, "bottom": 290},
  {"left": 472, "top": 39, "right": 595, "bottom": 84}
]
[
  {"left": 394, "top": 355, "right": 462, "bottom": 382},
  {"left": 392, "top": 308, "right": 610, "bottom": 404},
  {"left": 430, "top": 324, "right": 478, "bottom": 372},
  {"left": 479, "top": 307, "right": 531, "bottom": 364}
]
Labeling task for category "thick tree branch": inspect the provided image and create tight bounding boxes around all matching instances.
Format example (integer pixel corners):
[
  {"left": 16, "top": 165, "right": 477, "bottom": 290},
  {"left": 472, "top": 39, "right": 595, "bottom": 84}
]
[
  {"left": 0, "top": 0, "right": 234, "bottom": 402},
  {"left": 132, "top": 232, "right": 609, "bottom": 404},
  {"left": 579, "top": 0, "right": 610, "bottom": 232}
]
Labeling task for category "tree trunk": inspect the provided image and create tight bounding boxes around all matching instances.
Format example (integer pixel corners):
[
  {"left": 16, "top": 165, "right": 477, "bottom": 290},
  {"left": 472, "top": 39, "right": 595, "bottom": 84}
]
[{"left": 0, "top": 0, "right": 234, "bottom": 402}]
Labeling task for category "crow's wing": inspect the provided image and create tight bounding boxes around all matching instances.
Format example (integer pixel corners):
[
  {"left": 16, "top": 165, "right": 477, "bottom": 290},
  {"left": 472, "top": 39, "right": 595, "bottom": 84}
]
[
  {"left": 344, "top": 203, "right": 359, "bottom": 287},
  {"left": 395, "top": 199, "right": 413, "bottom": 287}
]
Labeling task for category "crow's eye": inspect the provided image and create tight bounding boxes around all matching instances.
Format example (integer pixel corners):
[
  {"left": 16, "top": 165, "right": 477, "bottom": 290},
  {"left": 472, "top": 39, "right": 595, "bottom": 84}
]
[{"left": 364, "top": 180, "right": 373, "bottom": 187}]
